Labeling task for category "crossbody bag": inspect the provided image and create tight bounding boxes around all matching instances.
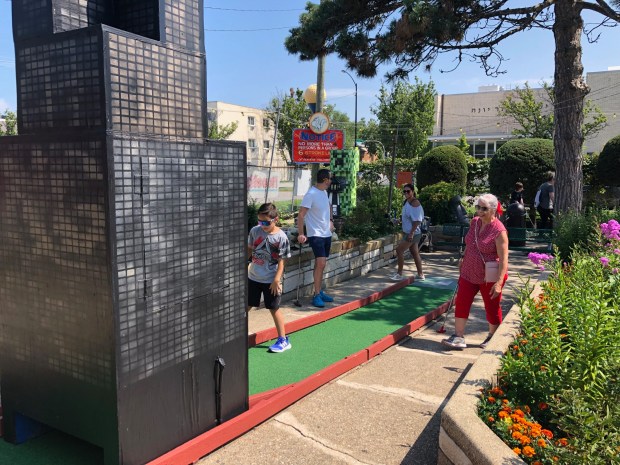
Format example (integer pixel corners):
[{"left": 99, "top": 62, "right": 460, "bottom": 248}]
[{"left": 474, "top": 220, "right": 500, "bottom": 283}]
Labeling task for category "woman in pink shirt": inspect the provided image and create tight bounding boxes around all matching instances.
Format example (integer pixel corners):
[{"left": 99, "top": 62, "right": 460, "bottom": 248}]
[{"left": 442, "top": 194, "right": 509, "bottom": 350}]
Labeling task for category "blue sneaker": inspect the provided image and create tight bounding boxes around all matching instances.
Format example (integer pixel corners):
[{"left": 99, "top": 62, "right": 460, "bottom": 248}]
[
  {"left": 319, "top": 290, "right": 334, "bottom": 302},
  {"left": 269, "top": 336, "right": 291, "bottom": 353},
  {"left": 312, "top": 294, "right": 325, "bottom": 307}
]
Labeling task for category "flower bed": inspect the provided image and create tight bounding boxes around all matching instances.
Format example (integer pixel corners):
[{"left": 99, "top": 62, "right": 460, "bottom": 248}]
[{"left": 477, "top": 219, "right": 620, "bottom": 464}]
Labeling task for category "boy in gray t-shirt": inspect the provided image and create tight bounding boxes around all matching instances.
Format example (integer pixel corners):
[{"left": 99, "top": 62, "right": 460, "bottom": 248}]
[{"left": 248, "top": 203, "right": 291, "bottom": 352}]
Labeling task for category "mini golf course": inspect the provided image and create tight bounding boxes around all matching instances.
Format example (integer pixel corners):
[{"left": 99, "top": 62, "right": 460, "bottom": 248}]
[{"left": 0, "top": 278, "right": 455, "bottom": 465}]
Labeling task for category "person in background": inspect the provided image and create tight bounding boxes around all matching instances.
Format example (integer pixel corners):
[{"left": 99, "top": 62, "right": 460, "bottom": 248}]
[
  {"left": 509, "top": 181, "right": 524, "bottom": 205},
  {"left": 248, "top": 203, "right": 292, "bottom": 353},
  {"left": 442, "top": 193, "right": 508, "bottom": 350},
  {"left": 297, "top": 168, "right": 335, "bottom": 308},
  {"left": 390, "top": 183, "right": 425, "bottom": 281},
  {"left": 537, "top": 172, "right": 555, "bottom": 229}
]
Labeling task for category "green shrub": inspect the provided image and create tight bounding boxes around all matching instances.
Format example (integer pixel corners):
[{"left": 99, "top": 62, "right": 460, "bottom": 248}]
[
  {"left": 488, "top": 138, "right": 554, "bottom": 206},
  {"left": 247, "top": 199, "right": 259, "bottom": 232},
  {"left": 553, "top": 208, "right": 618, "bottom": 261},
  {"left": 465, "top": 156, "right": 490, "bottom": 195},
  {"left": 342, "top": 186, "right": 398, "bottom": 241},
  {"left": 418, "top": 181, "right": 462, "bottom": 225},
  {"left": 416, "top": 146, "right": 467, "bottom": 191},
  {"left": 596, "top": 134, "right": 620, "bottom": 187}
]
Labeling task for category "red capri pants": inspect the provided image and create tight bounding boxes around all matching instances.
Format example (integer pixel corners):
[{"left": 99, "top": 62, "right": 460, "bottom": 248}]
[{"left": 454, "top": 275, "right": 508, "bottom": 325}]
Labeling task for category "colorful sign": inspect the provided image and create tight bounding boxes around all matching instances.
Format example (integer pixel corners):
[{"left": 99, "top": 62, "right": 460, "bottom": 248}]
[{"left": 292, "top": 129, "right": 344, "bottom": 164}]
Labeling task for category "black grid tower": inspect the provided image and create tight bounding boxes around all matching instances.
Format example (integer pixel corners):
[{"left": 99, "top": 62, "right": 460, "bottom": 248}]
[{"left": 0, "top": 2, "right": 248, "bottom": 464}]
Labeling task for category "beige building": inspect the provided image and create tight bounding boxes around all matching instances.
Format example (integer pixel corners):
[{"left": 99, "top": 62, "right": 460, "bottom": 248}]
[
  {"left": 206, "top": 101, "right": 291, "bottom": 181},
  {"left": 432, "top": 68, "right": 620, "bottom": 156}
]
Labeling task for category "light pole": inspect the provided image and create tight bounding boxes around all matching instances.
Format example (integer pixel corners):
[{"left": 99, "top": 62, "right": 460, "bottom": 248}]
[{"left": 341, "top": 69, "right": 357, "bottom": 149}]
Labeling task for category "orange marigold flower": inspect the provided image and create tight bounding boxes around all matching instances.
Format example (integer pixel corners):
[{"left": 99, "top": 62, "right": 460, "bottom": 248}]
[
  {"left": 518, "top": 352, "right": 524, "bottom": 357},
  {"left": 502, "top": 405, "right": 512, "bottom": 412},
  {"left": 513, "top": 447, "right": 521, "bottom": 455},
  {"left": 512, "top": 431, "right": 522, "bottom": 440},
  {"left": 540, "top": 365, "right": 547, "bottom": 371},
  {"left": 553, "top": 456, "right": 559, "bottom": 462},
  {"left": 533, "top": 461, "right": 543, "bottom": 465},
  {"left": 537, "top": 438, "right": 547, "bottom": 448},
  {"left": 542, "top": 429, "right": 553, "bottom": 439},
  {"left": 520, "top": 339, "right": 528, "bottom": 345},
  {"left": 502, "top": 399, "right": 510, "bottom": 405},
  {"left": 538, "top": 402, "right": 549, "bottom": 410},
  {"left": 498, "top": 411, "right": 509, "bottom": 419},
  {"left": 519, "top": 435, "right": 531, "bottom": 446},
  {"left": 557, "top": 438, "right": 568, "bottom": 447},
  {"left": 524, "top": 405, "right": 531, "bottom": 414},
  {"left": 523, "top": 446, "right": 536, "bottom": 457},
  {"left": 488, "top": 396, "right": 496, "bottom": 403},
  {"left": 513, "top": 345, "right": 519, "bottom": 350},
  {"left": 514, "top": 409, "right": 525, "bottom": 417},
  {"left": 488, "top": 416, "right": 495, "bottom": 423}
]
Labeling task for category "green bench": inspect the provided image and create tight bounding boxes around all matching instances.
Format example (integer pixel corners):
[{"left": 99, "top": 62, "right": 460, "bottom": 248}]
[
  {"left": 434, "top": 223, "right": 470, "bottom": 255},
  {"left": 507, "top": 227, "right": 554, "bottom": 252}
]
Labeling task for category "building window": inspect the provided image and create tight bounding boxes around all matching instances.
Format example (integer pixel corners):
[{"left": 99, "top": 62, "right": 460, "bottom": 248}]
[
  {"left": 473, "top": 141, "right": 486, "bottom": 158},
  {"left": 248, "top": 139, "right": 257, "bottom": 149},
  {"left": 248, "top": 116, "right": 255, "bottom": 127},
  {"left": 263, "top": 118, "right": 270, "bottom": 130},
  {"left": 263, "top": 140, "right": 270, "bottom": 150}
]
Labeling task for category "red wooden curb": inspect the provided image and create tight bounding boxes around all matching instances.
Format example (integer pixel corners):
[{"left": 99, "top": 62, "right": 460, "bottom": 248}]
[{"left": 146, "top": 281, "right": 452, "bottom": 465}]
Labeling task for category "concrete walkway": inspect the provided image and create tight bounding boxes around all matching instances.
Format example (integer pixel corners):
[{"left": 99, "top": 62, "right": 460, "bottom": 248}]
[{"left": 198, "top": 250, "right": 537, "bottom": 465}]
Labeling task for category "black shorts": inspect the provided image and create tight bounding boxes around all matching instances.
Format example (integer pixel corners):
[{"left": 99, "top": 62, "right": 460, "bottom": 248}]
[
  {"left": 248, "top": 279, "right": 281, "bottom": 310},
  {"left": 308, "top": 236, "right": 332, "bottom": 258}
]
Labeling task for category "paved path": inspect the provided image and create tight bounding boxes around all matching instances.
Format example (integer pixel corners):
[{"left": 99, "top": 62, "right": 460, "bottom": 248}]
[{"left": 198, "top": 250, "right": 537, "bottom": 465}]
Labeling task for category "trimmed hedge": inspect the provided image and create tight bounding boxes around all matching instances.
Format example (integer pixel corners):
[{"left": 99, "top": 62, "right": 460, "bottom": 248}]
[
  {"left": 596, "top": 134, "right": 620, "bottom": 187},
  {"left": 489, "top": 138, "right": 554, "bottom": 206},
  {"left": 416, "top": 145, "right": 467, "bottom": 191}
]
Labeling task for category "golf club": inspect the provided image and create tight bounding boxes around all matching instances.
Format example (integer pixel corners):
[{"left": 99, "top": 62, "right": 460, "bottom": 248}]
[
  {"left": 437, "top": 282, "right": 459, "bottom": 334},
  {"left": 292, "top": 240, "right": 303, "bottom": 307}
]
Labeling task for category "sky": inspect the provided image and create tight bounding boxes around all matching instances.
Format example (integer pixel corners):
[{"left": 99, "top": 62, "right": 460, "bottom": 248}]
[{"left": 1, "top": 1, "right": 619, "bottom": 122}]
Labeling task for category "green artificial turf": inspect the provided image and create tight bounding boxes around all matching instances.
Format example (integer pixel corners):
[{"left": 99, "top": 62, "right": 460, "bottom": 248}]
[
  {"left": 0, "top": 431, "right": 103, "bottom": 465},
  {"left": 249, "top": 283, "right": 454, "bottom": 395}
]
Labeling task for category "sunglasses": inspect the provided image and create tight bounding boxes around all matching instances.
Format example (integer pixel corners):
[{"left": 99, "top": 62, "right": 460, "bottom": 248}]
[
  {"left": 257, "top": 219, "right": 276, "bottom": 226},
  {"left": 475, "top": 205, "right": 489, "bottom": 212},
  {"left": 403, "top": 189, "right": 412, "bottom": 194}
]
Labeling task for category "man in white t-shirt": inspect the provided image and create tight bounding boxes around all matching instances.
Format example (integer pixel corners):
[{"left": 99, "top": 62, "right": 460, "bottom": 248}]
[{"left": 297, "top": 168, "right": 334, "bottom": 308}]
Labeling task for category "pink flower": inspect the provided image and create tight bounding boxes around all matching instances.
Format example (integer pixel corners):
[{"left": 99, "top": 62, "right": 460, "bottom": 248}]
[
  {"left": 612, "top": 268, "right": 619, "bottom": 275},
  {"left": 614, "top": 249, "right": 620, "bottom": 255},
  {"left": 601, "top": 220, "right": 620, "bottom": 241},
  {"left": 528, "top": 253, "right": 553, "bottom": 266},
  {"left": 600, "top": 257, "right": 610, "bottom": 266}
]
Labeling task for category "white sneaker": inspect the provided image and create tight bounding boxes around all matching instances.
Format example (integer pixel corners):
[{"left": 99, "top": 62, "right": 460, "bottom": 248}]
[
  {"left": 417, "top": 274, "right": 426, "bottom": 281},
  {"left": 479, "top": 333, "right": 493, "bottom": 349},
  {"left": 389, "top": 273, "right": 405, "bottom": 281},
  {"left": 442, "top": 334, "right": 467, "bottom": 349}
]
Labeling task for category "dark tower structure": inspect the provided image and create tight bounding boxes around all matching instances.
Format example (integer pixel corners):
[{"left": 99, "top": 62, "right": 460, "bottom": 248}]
[{"left": 0, "top": 2, "right": 248, "bottom": 464}]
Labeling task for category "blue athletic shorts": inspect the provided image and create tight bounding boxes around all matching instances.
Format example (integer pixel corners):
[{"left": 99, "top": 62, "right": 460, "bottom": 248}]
[{"left": 308, "top": 236, "right": 332, "bottom": 258}]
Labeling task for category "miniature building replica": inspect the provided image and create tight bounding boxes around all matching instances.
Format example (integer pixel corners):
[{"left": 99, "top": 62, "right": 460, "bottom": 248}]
[
  {"left": 329, "top": 148, "right": 360, "bottom": 217},
  {"left": 0, "top": 1, "right": 248, "bottom": 465}
]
